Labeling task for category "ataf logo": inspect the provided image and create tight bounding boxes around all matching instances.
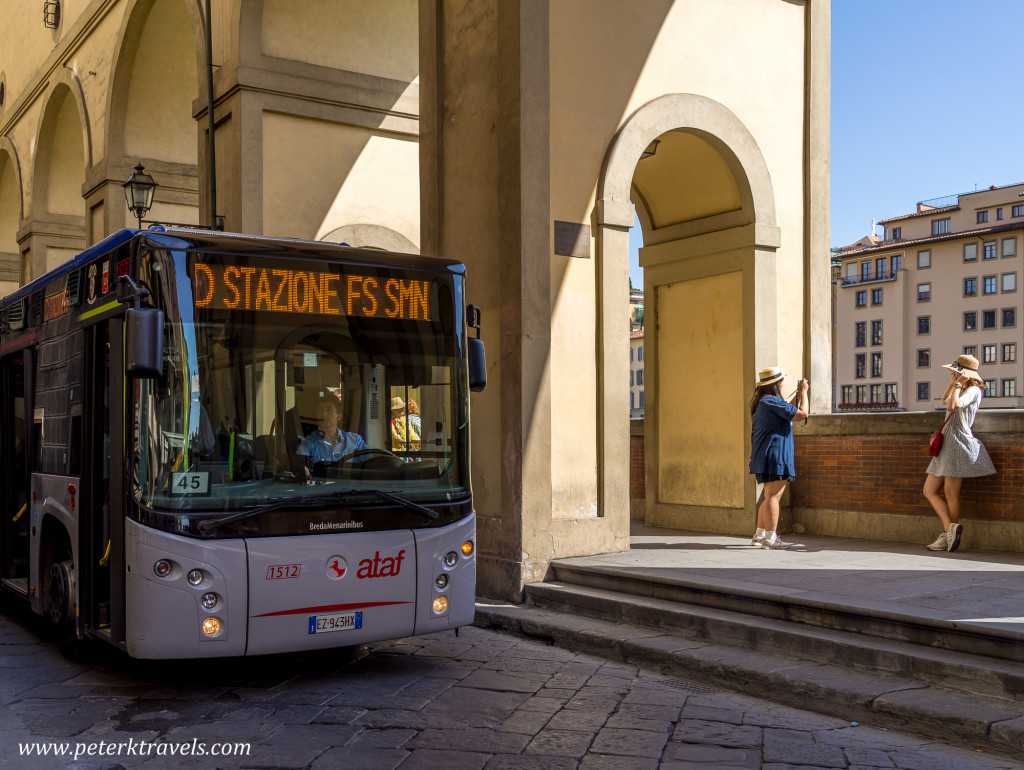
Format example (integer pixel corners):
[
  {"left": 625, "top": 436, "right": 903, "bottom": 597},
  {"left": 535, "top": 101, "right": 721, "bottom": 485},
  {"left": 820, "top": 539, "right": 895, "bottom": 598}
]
[
  {"left": 357, "top": 549, "right": 406, "bottom": 579},
  {"left": 325, "top": 556, "right": 347, "bottom": 580}
]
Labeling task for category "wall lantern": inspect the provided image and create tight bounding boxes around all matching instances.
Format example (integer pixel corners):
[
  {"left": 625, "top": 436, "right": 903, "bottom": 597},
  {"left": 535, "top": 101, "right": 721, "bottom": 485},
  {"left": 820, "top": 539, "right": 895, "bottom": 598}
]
[
  {"left": 640, "top": 139, "right": 660, "bottom": 160},
  {"left": 43, "top": 1, "right": 61, "bottom": 29},
  {"left": 122, "top": 163, "right": 158, "bottom": 228}
]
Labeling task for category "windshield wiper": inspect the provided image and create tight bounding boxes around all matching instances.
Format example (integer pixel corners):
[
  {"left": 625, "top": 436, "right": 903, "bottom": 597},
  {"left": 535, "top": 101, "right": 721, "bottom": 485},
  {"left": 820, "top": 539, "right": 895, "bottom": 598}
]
[{"left": 197, "top": 488, "right": 437, "bottom": 533}]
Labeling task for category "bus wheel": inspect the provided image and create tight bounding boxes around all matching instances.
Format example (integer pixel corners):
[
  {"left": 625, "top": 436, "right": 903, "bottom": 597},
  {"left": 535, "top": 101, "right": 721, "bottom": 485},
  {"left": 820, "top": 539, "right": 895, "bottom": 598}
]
[{"left": 44, "top": 558, "right": 75, "bottom": 628}]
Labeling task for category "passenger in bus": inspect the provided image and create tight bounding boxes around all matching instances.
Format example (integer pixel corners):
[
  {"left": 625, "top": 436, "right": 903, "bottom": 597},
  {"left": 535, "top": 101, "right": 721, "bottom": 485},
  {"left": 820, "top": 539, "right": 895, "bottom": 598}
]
[
  {"left": 390, "top": 396, "right": 420, "bottom": 451},
  {"left": 297, "top": 398, "right": 371, "bottom": 478}
]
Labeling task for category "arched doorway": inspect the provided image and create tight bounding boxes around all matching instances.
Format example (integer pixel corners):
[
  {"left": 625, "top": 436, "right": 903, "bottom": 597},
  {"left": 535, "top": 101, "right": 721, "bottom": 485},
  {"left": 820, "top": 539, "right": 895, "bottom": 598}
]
[{"left": 597, "top": 94, "right": 779, "bottom": 534}]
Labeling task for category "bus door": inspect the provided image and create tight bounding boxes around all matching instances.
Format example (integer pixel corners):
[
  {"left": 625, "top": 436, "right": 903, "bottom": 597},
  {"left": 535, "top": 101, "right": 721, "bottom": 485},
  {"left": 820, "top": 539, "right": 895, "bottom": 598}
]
[
  {"left": 0, "top": 352, "right": 31, "bottom": 598},
  {"left": 79, "top": 321, "right": 117, "bottom": 640}
]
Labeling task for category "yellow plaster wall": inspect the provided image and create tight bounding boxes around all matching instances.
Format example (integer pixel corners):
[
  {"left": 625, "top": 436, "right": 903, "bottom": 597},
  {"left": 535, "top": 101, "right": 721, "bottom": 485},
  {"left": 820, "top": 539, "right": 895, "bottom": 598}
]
[
  {"left": 261, "top": 113, "right": 419, "bottom": 243},
  {"left": 261, "top": 0, "right": 418, "bottom": 83},
  {"left": 45, "top": 94, "right": 86, "bottom": 216},
  {"left": 125, "top": 0, "right": 198, "bottom": 163},
  {"left": 657, "top": 272, "right": 745, "bottom": 507}
]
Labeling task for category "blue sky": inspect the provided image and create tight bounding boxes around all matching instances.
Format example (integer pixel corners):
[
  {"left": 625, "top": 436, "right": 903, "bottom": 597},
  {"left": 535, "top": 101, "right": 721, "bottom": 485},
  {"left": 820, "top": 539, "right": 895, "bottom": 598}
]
[{"left": 630, "top": 0, "right": 1024, "bottom": 287}]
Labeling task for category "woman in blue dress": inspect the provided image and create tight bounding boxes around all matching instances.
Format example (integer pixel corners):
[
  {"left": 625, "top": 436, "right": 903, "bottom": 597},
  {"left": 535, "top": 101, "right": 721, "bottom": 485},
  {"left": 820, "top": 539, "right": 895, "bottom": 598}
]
[{"left": 748, "top": 367, "right": 809, "bottom": 549}]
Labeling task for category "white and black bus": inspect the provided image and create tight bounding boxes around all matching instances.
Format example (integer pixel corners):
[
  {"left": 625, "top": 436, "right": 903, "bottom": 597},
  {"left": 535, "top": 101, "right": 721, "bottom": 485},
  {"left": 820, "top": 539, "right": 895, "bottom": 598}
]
[{"left": 0, "top": 227, "right": 485, "bottom": 658}]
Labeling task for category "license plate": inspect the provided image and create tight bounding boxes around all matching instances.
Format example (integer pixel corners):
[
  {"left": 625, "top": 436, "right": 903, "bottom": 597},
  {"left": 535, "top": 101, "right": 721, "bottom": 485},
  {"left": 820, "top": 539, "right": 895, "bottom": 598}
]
[{"left": 308, "top": 611, "right": 362, "bottom": 634}]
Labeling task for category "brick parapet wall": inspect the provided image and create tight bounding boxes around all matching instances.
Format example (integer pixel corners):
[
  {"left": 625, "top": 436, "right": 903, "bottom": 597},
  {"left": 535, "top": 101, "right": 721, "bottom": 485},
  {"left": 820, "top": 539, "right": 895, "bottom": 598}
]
[
  {"left": 628, "top": 411, "right": 1024, "bottom": 524},
  {"left": 792, "top": 410, "right": 1024, "bottom": 523}
]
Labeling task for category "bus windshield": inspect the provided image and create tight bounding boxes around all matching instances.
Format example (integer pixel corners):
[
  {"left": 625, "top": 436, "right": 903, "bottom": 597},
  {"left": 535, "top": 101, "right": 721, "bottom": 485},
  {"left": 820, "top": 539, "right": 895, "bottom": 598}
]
[{"left": 131, "top": 245, "right": 468, "bottom": 523}]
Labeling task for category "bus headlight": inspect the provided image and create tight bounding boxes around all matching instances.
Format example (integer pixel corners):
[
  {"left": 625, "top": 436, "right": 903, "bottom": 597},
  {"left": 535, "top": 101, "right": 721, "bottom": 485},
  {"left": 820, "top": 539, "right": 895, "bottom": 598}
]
[
  {"left": 432, "top": 596, "right": 449, "bottom": 614},
  {"left": 201, "top": 617, "right": 221, "bottom": 636},
  {"left": 201, "top": 592, "right": 218, "bottom": 610},
  {"left": 435, "top": 574, "right": 449, "bottom": 590},
  {"left": 443, "top": 551, "right": 458, "bottom": 568},
  {"left": 153, "top": 560, "right": 172, "bottom": 578},
  {"left": 461, "top": 540, "right": 474, "bottom": 557},
  {"left": 187, "top": 569, "right": 204, "bottom": 586}
]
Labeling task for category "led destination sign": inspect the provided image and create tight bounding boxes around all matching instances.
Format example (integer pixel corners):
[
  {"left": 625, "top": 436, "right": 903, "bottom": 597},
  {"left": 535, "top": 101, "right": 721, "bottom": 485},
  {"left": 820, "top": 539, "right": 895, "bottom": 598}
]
[{"left": 192, "top": 264, "right": 433, "bottom": 321}]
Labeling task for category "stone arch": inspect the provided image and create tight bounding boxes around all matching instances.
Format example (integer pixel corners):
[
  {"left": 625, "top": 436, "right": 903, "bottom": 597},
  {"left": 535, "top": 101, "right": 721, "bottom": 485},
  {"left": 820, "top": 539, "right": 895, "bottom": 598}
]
[
  {"left": 594, "top": 93, "right": 781, "bottom": 533},
  {"left": 319, "top": 224, "right": 419, "bottom": 254},
  {"left": 0, "top": 140, "right": 23, "bottom": 293},
  {"left": 32, "top": 74, "right": 92, "bottom": 218},
  {"left": 106, "top": 0, "right": 204, "bottom": 166}
]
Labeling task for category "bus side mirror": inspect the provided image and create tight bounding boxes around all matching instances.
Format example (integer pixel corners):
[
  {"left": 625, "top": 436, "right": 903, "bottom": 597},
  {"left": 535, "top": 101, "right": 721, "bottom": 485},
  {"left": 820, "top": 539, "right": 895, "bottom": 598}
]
[
  {"left": 125, "top": 307, "right": 164, "bottom": 378},
  {"left": 467, "top": 304, "right": 486, "bottom": 392}
]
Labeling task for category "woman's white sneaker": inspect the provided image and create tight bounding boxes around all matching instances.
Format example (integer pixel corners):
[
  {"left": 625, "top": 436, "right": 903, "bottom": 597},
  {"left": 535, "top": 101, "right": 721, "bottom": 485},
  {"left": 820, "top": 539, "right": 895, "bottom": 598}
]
[
  {"left": 761, "top": 533, "right": 791, "bottom": 550},
  {"left": 926, "top": 532, "right": 948, "bottom": 551}
]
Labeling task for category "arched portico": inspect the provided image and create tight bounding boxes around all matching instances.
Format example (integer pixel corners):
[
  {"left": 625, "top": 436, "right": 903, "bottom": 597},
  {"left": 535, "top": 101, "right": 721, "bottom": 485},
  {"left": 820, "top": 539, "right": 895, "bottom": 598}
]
[{"left": 596, "top": 93, "right": 782, "bottom": 534}]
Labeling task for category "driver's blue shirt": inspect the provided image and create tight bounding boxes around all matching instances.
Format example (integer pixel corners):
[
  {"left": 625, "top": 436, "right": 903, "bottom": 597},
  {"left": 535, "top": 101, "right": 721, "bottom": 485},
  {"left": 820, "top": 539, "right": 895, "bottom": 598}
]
[{"left": 297, "top": 429, "right": 370, "bottom": 463}]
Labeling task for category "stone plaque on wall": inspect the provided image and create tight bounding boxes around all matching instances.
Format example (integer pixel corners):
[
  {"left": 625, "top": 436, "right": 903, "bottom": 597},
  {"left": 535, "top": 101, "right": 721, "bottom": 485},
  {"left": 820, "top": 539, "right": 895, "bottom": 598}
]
[{"left": 554, "top": 221, "right": 591, "bottom": 258}]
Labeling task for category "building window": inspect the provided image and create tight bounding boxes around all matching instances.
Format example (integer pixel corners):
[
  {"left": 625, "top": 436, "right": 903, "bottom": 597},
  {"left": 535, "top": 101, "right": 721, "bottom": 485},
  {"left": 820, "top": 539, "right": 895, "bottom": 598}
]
[
  {"left": 997, "top": 208, "right": 1004, "bottom": 221},
  {"left": 1004, "top": 238, "right": 1017, "bottom": 258},
  {"left": 636, "top": 369, "right": 643, "bottom": 386},
  {"left": 983, "top": 344, "right": 997, "bottom": 364},
  {"left": 964, "top": 243, "right": 978, "bottom": 262},
  {"left": 932, "top": 218, "right": 951, "bottom": 235},
  {"left": 638, "top": 346, "right": 643, "bottom": 361},
  {"left": 861, "top": 261, "right": 872, "bottom": 281},
  {"left": 871, "top": 352, "right": 882, "bottom": 377},
  {"left": 964, "top": 311, "right": 977, "bottom": 331},
  {"left": 917, "top": 382, "right": 930, "bottom": 400},
  {"left": 856, "top": 290, "right": 867, "bottom": 307},
  {"left": 983, "top": 276, "right": 997, "bottom": 294},
  {"left": 870, "top": 384, "right": 883, "bottom": 402},
  {"left": 963, "top": 345, "right": 977, "bottom": 357},
  {"left": 885, "top": 383, "right": 897, "bottom": 403},
  {"left": 871, "top": 288, "right": 883, "bottom": 305},
  {"left": 917, "top": 283, "right": 930, "bottom": 301},
  {"left": 1002, "top": 379, "right": 1016, "bottom": 398},
  {"left": 1003, "top": 343, "right": 1016, "bottom": 363},
  {"left": 964, "top": 277, "right": 977, "bottom": 296},
  {"left": 875, "top": 257, "right": 887, "bottom": 277},
  {"left": 1003, "top": 272, "right": 1016, "bottom": 292},
  {"left": 917, "top": 349, "right": 930, "bottom": 367},
  {"left": 917, "top": 316, "right": 930, "bottom": 334},
  {"left": 977, "top": 210, "right": 989, "bottom": 224},
  {"left": 841, "top": 385, "right": 853, "bottom": 404},
  {"left": 890, "top": 227, "right": 901, "bottom": 240},
  {"left": 983, "top": 310, "right": 997, "bottom": 329},
  {"left": 630, "top": 392, "right": 634, "bottom": 411},
  {"left": 630, "top": 370, "right": 634, "bottom": 387},
  {"left": 871, "top": 320, "right": 883, "bottom": 345},
  {"left": 1014, "top": 204, "right": 1024, "bottom": 218},
  {"left": 856, "top": 385, "right": 868, "bottom": 404},
  {"left": 846, "top": 262, "right": 857, "bottom": 282},
  {"left": 1003, "top": 308, "right": 1016, "bottom": 327},
  {"left": 639, "top": 390, "right": 644, "bottom": 409},
  {"left": 984, "top": 241, "right": 997, "bottom": 260},
  {"left": 892, "top": 254, "right": 902, "bottom": 272},
  {"left": 855, "top": 322, "right": 866, "bottom": 347},
  {"left": 984, "top": 379, "right": 996, "bottom": 397},
  {"left": 855, "top": 354, "right": 866, "bottom": 378},
  {"left": 917, "top": 250, "right": 931, "bottom": 268}
]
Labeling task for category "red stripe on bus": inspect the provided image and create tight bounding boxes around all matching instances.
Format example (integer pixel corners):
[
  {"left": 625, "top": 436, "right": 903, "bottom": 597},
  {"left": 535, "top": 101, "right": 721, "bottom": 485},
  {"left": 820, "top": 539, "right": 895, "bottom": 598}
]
[{"left": 252, "top": 601, "right": 412, "bottom": 618}]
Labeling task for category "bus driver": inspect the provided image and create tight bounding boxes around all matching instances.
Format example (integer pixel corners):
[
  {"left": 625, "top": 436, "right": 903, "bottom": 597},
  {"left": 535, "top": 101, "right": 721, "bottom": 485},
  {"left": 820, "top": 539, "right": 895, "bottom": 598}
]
[{"left": 297, "top": 398, "right": 370, "bottom": 478}]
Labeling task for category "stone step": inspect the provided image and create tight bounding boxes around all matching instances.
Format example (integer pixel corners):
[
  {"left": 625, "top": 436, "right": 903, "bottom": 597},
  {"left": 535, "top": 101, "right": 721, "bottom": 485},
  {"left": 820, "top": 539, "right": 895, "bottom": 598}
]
[
  {"left": 525, "top": 580, "right": 1024, "bottom": 703},
  {"left": 474, "top": 599, "right": 1024, "bottom": 758},
  {"left": 548, "top": 561, "right": 1024, "bottom": 665}
]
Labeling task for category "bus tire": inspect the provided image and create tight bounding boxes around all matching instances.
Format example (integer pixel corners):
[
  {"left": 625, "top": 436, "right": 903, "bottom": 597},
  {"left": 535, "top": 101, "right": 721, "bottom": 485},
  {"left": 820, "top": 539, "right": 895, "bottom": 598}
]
[{"left": 44, "top": 558, "right": 75, "bottom": 628}]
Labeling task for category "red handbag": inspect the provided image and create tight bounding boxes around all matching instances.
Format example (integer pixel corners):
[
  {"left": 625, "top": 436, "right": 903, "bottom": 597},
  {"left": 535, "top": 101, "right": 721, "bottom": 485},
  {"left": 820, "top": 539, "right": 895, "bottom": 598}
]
[{"left": 929, "top": 412, "right": 953, "bottom": 457}]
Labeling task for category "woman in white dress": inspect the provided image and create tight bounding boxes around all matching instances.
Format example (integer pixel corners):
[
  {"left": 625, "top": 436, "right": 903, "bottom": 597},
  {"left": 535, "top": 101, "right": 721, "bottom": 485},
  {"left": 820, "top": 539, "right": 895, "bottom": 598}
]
[{"left": 923, "top": 354, "right": 995, "bottom": 552}]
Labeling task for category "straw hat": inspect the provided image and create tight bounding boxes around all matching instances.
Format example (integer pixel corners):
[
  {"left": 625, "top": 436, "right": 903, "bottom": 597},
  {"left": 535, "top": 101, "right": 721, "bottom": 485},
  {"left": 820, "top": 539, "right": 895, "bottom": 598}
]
[
  {"left": 756, "top": 366, "right": 785, "bottom": 387},
  {"left": 942, "top": 354, "right": 983, "bottom": 382},
  {"left": 390, "top": 396, "right": 406, "bottom": 411}
]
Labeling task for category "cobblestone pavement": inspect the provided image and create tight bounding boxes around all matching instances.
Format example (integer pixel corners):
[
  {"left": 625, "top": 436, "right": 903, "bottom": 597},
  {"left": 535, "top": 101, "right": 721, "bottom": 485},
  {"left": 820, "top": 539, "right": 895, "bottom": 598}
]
[{"left": 2, "top": 602, "right": 1022, "bottom": 769}]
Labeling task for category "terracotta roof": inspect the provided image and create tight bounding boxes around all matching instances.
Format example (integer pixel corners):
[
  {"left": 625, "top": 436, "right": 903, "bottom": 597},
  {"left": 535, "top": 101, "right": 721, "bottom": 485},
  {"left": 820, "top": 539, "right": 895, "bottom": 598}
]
[
  {"left": 835, "top": 221, "right": 1024, "bottom": 259},
  {"left": 630, "top": 330, "right": 644, "bottom": 340},
  {"left": 877, "top": 204, "right": 959, "bottom": 225}
]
